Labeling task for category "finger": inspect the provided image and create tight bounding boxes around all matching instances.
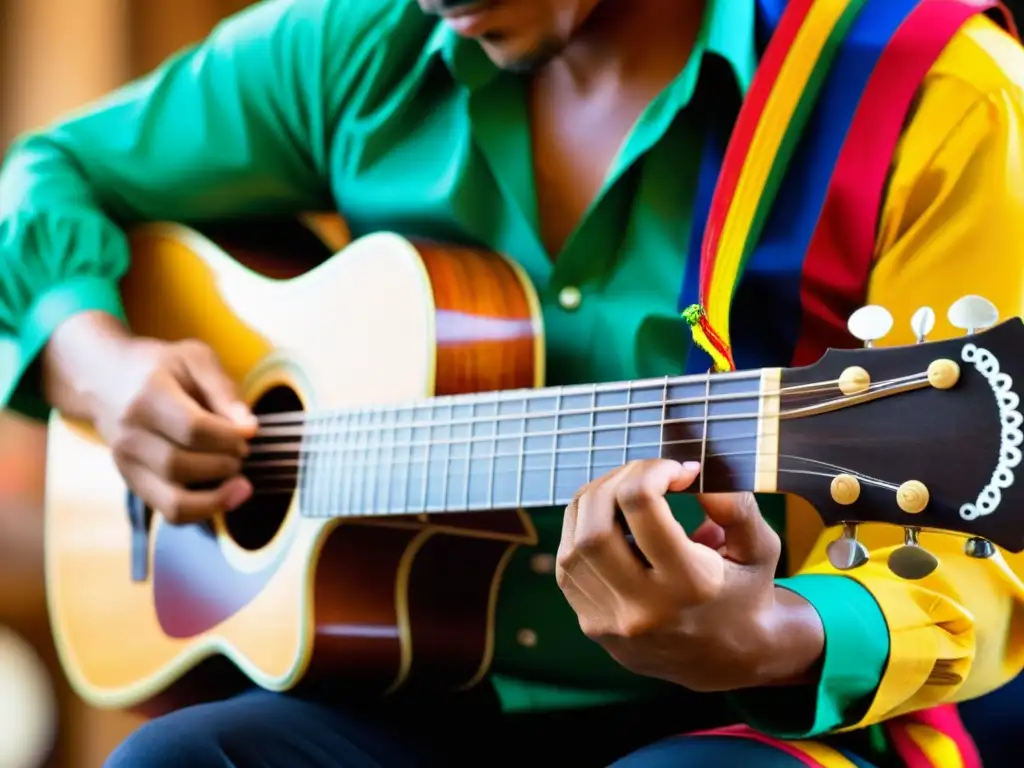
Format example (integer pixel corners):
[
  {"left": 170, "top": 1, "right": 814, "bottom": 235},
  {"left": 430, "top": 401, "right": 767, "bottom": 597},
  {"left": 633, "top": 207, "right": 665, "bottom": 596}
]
[
  {"left": 615, "top": 459, "right": 704, "bottom": 571},
  {"left": 690, "top": 517, "right": 726, "bottom": 551},
  {"left": 139, "top": 378, "right": 250, "bottom": 455},
  {"left": 126, "top": 464, "right": 253, "bottom": 525},
  {"left": 574, "top": 474, "right": 645, "bottom": 594},
  {"left": 179, "top": 342, "right": 258, "bottom": 435},
  {"left": 556, "top": 492, "right": 616, "bottom": 604},
  {"left": 697, "top": 492, "right": 781, "bottom": 566},
  {"left": 119, "top": 429, "right": 243, "bottom": 485}
]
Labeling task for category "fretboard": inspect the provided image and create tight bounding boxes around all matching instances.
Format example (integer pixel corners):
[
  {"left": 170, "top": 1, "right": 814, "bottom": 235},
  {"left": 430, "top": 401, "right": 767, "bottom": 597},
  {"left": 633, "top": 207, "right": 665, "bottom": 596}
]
[{"left": 270, "top": 370, "right": 773, "bottom": 519}]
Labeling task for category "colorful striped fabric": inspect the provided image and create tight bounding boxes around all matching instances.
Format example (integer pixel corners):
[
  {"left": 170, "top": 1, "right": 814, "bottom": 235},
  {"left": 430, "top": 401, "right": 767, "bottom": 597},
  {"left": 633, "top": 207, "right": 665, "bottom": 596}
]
[
  {"left": 684, "top": 0, "right": 870, "bottom": 371},
  {"left": 679, "top": 0, "right": 1013, "bottom": 765}
]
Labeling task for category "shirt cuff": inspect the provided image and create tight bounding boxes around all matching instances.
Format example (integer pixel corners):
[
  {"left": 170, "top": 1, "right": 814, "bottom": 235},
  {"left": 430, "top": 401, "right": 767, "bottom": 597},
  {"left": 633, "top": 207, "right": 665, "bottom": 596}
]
[
  {"left": 726, "top": 574, "right": 889, "bottom": 738},
  {"left": 2, "top": 276, "right": 126, "bottom": 419}
]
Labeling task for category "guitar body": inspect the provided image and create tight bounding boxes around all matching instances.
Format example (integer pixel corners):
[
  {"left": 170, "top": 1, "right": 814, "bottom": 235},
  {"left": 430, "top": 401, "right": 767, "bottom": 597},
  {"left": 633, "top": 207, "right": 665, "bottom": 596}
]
[{"left": 44, "top": 217, "right": 542, "bottom": 714}]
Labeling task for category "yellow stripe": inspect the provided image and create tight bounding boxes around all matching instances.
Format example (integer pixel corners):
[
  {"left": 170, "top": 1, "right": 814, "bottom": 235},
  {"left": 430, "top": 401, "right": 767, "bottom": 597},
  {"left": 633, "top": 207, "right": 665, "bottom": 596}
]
[
  {"left": 905, "top": 724, "right": 966, "bottom": 768},
  {"left": 784, "top": 739, "right": 862, "bottom": 768},
  {"left": 706, "top": 0, "right": 858, "bottom": 346}
]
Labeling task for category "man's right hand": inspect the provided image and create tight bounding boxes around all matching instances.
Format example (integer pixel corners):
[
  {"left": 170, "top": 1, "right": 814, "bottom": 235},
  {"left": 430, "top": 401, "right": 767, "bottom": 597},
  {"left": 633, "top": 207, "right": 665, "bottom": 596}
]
[{"left": 43, "top": 311, "right": 258, "bottom": 524}]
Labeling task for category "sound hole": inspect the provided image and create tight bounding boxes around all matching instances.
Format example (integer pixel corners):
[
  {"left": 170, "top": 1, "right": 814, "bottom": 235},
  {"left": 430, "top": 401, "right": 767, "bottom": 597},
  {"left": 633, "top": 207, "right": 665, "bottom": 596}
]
[{"left": 224, "top": 385, "right": 303, "bottom": 552}]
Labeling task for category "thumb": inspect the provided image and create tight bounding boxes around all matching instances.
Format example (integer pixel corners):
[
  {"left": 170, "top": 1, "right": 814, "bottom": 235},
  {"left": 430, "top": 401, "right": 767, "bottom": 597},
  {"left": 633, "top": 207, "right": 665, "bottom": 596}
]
[
  {"left": 696, "top": 492, "right": 780, "bottom": 566},
  {"left": 180, "top": 344, "right": 258, "bottom": 435}
]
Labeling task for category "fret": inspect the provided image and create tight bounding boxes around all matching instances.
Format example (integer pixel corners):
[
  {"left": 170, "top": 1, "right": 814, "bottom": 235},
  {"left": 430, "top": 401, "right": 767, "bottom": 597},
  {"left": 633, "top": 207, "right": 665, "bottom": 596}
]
[
  {"left": 426, "top": 401, "right": 452, "bottom": 512},
  {"left": 591, "top": 386, "right": 629, "bottom": 479},
  {"left": 321, "top": 412, "right": 337, "bottom": 518},
  {"left": 342, "top": 410, "right": 358, "bottom": 516},
  {"left": 448, "top": 402, "right": 472, "bottom": 510},
  {"left": 393, "top": 407, "right": 414, "bottom": 514},
  {"left": 626, "top": 379, "right": 665, "bottom": 463},
  {"left": 521, "top": 392, "right": 556, "bottom": 506},
  {"left": 547, "top": 388, "right": 561, "bottom": 505},
  {"left": 355, "top": 409, "right": 371, "bottom": 514},
  {"left": 495, "top": 393, "right": 525, "bottom": 509},
  {"left": 409, "top": 405, "right": 430, "bottom": 513},
  {"left": 376, "top": 408, "right": 395, "bottom": 514},
  {"left": 552, "top": 385, "right": 594, "bottom": 505},
  {"left": 298, "top": 415, "right": 316, "bottom": 517},
  {"left": 468, "top": 398, "right": 496, "bottom": 509}
]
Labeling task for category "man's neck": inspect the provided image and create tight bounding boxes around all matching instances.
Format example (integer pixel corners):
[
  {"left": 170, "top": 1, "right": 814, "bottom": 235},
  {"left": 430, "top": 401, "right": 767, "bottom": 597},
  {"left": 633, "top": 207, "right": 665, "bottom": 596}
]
[{"left": 544, "top": 0, "right": 708, "bottom": 94}]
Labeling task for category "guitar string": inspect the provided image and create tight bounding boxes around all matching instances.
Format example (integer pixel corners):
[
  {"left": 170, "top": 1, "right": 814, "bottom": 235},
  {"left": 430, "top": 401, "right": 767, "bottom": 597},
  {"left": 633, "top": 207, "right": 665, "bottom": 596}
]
[
  {"left": 244, "top": 371, "right": 927, "bottom": 446},
  {"left": 248, "top": 447, "right": 896, "bottom": 492},
  {"left": 240, "top": 372, "right": 929, "bottom": 461},
  {"left": 253, "top": 370, "right": 771, "bottom": 426},
  {"left": 250, "top": 452, "right": 901, "bottom": 515}
]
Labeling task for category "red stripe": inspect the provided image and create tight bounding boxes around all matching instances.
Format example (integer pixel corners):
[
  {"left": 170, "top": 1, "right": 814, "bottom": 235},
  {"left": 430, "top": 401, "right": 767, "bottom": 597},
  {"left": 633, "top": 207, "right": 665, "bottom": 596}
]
[
  {"left": 790, "top": 0, "right": 995, "bottom": 366},
  {"left": 897, "top": 705, "right": 982, "bottom": 768},
  {"left": 699, "top": 0, "right": 817, "bottom": 298},
  {"left": 689, "top": 724, "right": 826, "bottom": 767},
  {"left": 886, "top": 722, "right": 940, "bottom": 767}
]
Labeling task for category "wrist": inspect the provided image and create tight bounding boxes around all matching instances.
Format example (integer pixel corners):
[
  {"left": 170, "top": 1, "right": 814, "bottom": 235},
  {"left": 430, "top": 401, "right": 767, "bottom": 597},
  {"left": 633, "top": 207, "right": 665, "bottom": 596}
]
[
  {"left": 42, "top": 310, "right": 132, "bottom": 420},
  {"left": 750, "top": 586, "right": 825, "bottom": 688}
]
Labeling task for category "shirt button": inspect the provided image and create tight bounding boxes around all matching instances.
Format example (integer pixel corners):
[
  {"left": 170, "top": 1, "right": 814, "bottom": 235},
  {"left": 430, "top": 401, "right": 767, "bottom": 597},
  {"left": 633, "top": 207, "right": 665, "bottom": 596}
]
[
  {"left": 516, "top": 628, "right": 538, "bottom": 648},
  {"left": 530, "top": 553, "right": 556, "bottom": 574},
  {"left": 558, "top": 285, "right": 582, "bottom": 311}
]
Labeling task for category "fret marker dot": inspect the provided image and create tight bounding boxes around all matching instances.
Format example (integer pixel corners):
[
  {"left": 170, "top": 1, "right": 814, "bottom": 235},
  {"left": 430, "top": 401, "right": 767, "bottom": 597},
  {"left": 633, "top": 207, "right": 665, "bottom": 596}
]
[
  {"left": 927, "top": 359, "right": 960, "bottom": 390},
  {"left": 838, "top": 366, "right": 870, "bottom": 396},
  {"left": 558, "top": 286, "right": 582, "bottom": 311},
  {"left": 830, "top": 474, "right": 861, "bottom": 506},
  {"left": 516, "top": 628, "right": 538, "bottom": 648}
]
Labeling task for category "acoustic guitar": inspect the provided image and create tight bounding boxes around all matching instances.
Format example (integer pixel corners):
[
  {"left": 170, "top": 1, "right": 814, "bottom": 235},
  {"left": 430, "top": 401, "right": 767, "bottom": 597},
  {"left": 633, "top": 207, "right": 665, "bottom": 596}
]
[{"left": 44, "top": 215, "right": 1024, "bottom": 715}]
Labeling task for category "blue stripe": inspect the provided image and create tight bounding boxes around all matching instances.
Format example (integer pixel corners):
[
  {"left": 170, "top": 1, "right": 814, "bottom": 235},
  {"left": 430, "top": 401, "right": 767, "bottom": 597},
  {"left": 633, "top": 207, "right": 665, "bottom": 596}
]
[{"left": 681, "top": 0, "right": 923, "bottom": 373}]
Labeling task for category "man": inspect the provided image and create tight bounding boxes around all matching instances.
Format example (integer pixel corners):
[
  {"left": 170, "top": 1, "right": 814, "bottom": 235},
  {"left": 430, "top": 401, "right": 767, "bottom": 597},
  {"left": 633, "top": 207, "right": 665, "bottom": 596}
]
[{"left": 2, "top": 0, "right": 1024, "bottom": 765}]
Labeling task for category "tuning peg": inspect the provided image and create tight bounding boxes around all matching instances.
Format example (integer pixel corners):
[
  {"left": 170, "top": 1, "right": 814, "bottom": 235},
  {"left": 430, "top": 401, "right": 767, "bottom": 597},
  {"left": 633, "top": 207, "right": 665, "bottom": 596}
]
[
  {"left": 910, "top": 307, "right": 935, "bottom": 343},
  {"left": 887, "top": 527, "right": 939, "bottom": 580},
  {"left": 826, "top": 523, "right": 869, "bottom": 570},
  {"left": 965, "top": 537, "right": 996, "bottom": 559},
  {"left": 848, "top": 305, "right": 894, "bottom": 347},
  {"left": 948, "top": 295, "right": 998, "bottom": 335}
]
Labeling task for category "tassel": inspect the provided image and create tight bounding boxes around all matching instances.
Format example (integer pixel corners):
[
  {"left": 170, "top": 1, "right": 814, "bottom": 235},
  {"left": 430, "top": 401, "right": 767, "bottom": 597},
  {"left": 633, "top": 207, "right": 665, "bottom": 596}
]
[{"left": 682, "top": 304, "right": 735, "bottom": 372}]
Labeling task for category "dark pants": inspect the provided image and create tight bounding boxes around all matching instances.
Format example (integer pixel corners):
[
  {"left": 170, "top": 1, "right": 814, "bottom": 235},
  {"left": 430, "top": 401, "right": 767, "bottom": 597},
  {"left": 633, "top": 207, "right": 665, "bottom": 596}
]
[{"left": 105, "top": 686, "right": 877, "bottom": 767}]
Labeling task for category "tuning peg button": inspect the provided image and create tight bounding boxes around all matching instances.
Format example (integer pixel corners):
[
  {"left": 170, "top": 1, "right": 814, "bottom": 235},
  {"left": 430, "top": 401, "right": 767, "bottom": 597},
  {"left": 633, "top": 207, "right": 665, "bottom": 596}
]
[
  {"left": 911, "top": 307, "right": 936, "bottom": 343},
  {"left": 948, "top": 295, "right": 998, "bottom": 335},
  {"left": 848, "top": 305, "right": 894, "bottom": 347},
  {"left": 827, "top": 523, "right": 869, "bottom": 571},
  {"left": 888, "top": 528, "right": 939, "bottom": 580}
]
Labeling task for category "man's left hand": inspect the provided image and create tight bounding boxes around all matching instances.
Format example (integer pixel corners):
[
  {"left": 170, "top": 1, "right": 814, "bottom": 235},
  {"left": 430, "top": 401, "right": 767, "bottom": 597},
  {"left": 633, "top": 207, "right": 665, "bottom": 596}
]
[{"left": 556, "top": 459, "right": 824, "bottom": 693}]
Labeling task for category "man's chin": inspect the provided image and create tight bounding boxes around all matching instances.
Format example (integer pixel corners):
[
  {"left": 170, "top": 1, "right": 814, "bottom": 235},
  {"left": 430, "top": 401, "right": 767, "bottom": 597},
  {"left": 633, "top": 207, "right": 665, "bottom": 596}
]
[{"left": 480, "top": 35, "right": 562, "bottom": 73}]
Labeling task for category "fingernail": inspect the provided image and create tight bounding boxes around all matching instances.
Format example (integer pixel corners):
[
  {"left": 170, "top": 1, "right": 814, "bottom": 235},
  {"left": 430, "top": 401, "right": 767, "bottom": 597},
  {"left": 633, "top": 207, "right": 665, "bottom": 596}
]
[
  {"left": 228, "top": 402, "right": 257, "bottom": 428},
  {"left": 224, "top": 478, "right": 253, "bottom": 512},
  {"left": 682, "top": 461, "right": 701, "bottom": 472}
]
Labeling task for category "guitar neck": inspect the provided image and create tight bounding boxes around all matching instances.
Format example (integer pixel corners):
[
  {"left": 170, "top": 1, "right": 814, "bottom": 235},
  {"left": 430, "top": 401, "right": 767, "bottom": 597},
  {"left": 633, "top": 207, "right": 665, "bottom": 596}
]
[{"left": 257, "top": 368, "right": 781, "bottom": 519}]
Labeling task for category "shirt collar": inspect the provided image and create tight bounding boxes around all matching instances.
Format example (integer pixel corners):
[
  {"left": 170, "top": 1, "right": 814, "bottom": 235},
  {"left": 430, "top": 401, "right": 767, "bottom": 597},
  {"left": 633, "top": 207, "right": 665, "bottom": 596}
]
[{"left": 424, "top": 0, "right": 756, "bottom": 98}]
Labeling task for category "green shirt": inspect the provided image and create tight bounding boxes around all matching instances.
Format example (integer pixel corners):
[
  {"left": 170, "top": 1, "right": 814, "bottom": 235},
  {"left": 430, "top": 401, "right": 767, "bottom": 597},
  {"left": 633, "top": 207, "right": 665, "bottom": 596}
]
[{"left": 0, "top": 0, "right": 888, "bottom": 737}]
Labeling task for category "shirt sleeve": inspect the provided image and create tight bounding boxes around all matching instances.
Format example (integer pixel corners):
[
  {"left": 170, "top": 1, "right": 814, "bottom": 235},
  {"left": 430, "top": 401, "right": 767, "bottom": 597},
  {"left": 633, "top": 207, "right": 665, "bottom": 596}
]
[
  {"left": 0, "top": 0, "right": 375, "bottom": 418},
  {"left": 728, "top": 15, "right": 1024, "bottom": 738}
]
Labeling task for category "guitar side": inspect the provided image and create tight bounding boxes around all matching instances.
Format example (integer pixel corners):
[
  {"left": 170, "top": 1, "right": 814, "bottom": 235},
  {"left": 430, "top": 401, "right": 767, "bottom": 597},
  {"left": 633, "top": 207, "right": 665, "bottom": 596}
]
[{"left": 44, "top": 218, "right": 543, "bottom": 713}]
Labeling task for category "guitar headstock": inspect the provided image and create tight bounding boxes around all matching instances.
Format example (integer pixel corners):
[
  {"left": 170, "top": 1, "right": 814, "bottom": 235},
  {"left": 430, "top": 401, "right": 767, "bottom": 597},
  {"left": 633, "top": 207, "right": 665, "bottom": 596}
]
[{"left": 778, "top": 296, "right": 1024, "bottom": 579}]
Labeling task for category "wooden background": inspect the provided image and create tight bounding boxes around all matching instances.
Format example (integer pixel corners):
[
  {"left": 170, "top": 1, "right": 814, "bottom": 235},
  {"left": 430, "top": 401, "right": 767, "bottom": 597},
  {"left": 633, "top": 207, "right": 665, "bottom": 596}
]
[{"left": 0, "top": 2, "right": 254, "bottom": 765}]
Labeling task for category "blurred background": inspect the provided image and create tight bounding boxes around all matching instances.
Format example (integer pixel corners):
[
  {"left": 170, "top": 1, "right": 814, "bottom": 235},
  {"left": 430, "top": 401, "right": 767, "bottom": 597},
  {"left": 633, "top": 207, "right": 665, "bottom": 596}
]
[
  {"left": 0, "top": 3, "right": 256, "bottom": 765},
  {"left": 2, "top": 1, "right": 1024, "bottom": 767}
]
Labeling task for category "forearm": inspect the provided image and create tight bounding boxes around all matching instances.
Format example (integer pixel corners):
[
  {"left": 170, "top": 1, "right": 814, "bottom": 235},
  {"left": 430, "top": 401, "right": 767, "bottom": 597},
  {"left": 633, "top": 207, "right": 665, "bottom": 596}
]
[{"left": 41, "top": 311, "right": 132, "bottom": 420}]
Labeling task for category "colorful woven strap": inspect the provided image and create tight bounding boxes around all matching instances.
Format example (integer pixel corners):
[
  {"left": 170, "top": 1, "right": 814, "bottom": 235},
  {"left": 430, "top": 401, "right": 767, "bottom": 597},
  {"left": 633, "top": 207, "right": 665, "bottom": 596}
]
[
  {"left": 689, "top": 724, "right": 872, "bottom": 767},
  {"left": 684, "top": 0, "right": 869, "bottom": 371}
]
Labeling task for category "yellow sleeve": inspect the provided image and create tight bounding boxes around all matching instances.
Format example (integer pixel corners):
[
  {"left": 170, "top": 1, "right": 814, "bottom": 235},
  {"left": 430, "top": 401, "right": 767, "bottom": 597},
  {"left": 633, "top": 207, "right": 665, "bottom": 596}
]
[{"left": 792, "top": 15, "right": 1024, "bottom": 727}]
